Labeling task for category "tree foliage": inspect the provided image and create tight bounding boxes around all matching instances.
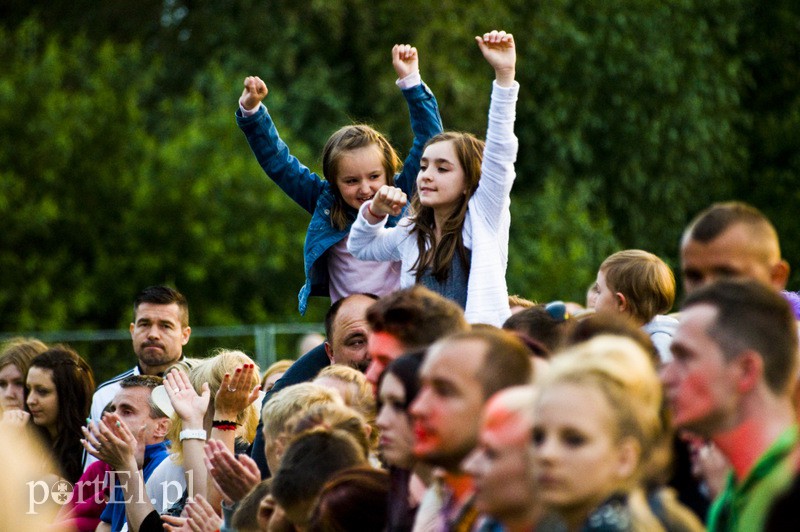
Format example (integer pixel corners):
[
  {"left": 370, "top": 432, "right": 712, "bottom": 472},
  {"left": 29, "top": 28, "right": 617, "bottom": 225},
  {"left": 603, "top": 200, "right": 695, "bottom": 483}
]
[{"left": 1, "top": 0, "right": 798, "bottom": 360}]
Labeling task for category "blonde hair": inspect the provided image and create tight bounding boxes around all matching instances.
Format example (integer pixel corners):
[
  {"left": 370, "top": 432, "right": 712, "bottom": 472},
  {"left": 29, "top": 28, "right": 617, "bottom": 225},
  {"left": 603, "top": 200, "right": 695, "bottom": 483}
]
[
  {"left": 262, "top": 382, "right": 343, "bottom": 443},
  {"left": 600, "top": 250, "right": 675, "bottom": 324},
  {"left": 285, "top": 402, "right": 372, "bottom": 459},
  {"left": 540, "top": 335, "right": 663, "bottom": 487},
  {"left": 314, "top": 364, "right": 377, "bottom": 449},
  {"left": 262, "top": 359, "right": 293, "bottom": 390},
  {"left": 167, "top": 350, "right": 260, "bottom": 464},
  {"left": 508, "top": 294, "right": 536, "bottom": 311}
]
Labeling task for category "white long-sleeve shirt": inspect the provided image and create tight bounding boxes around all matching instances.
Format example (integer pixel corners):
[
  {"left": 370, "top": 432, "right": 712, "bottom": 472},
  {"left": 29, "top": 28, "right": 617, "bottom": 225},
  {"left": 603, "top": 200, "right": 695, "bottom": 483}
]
[{"left": 348, "top": 80, "right": 519, "bottom": 327}]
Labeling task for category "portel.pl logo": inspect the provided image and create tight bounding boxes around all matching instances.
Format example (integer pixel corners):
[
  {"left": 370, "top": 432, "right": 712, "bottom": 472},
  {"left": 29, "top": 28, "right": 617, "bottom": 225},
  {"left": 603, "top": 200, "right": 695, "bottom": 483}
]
[{"left": 27, "top": 473, "right": 189, "bottom": 515}]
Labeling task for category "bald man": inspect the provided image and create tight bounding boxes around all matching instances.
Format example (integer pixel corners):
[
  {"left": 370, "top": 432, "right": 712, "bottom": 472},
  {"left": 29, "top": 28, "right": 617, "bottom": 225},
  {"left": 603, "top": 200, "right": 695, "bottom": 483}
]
[
  {"left": 462, "top": 385, "right": 541, "bottom": 531},
  {"left": 681, "top": 202, "right": 789, "bottom": 294}
]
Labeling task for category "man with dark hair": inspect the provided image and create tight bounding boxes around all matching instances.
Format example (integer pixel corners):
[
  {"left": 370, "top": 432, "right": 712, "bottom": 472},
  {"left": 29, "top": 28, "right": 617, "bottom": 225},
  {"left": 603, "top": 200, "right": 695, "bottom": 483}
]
[
  {"left": 681, "top": 201, "right": 790, "bottom": 294},
  {"left": 410, "top": 328, "right": 532, "bottom": 531},
  {"left": 661, "top": 279, "right": 799, "bottom": 531},
  {"left": 94, "top": 374, "right": 171, "bottom": 532},
  {"left": 323, "top": 293, "right": 379, "bottom": 371},
  {"left": 89, "top": 286, "right": 191, "bottom": 423},
  {"left": 365, "top": 285, "right": 469, "bottom": 389},
  {"left": 250, "top": 293, "right": 378, "bottom": 478}
]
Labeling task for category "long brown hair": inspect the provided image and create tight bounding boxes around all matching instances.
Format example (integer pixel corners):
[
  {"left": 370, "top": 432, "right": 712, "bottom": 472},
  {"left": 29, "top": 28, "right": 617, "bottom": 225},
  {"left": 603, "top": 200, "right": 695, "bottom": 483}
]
[
  {"left": 409, "top": 132, "right": 484, "bottom": 282},
  {"left": 28, "top": 346, "right": 95, "bottom": 484},
  {"left": 322, "top": 125, "right": 401, "bottom": 230}
]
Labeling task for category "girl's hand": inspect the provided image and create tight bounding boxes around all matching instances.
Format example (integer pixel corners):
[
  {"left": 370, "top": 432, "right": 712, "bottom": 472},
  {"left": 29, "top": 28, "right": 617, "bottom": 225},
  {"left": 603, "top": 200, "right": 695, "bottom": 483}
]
[
  {"left": 165, "top": 368, "right": 210, "bottom": 428},
  {"left": 214, "top": 363, "right": 261, "bottom": 420},
  {"left": 368, "top": 185, "right": 407, "bottom": 219},
  {"left": 240, "top": 76, "right": 268, "bottom": 111},
  {"left": 392, "top": 44, "right": 419, "bottom": 79},
  {"left": 475, "top": 30, "right": 516, "bottom": 87}
]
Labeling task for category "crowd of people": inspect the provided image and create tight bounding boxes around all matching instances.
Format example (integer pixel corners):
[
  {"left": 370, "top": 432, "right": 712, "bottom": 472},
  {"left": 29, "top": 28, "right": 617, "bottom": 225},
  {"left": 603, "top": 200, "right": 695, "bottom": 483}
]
[{"left": 3, "top": 30, "right": 800, "bottom": 532}]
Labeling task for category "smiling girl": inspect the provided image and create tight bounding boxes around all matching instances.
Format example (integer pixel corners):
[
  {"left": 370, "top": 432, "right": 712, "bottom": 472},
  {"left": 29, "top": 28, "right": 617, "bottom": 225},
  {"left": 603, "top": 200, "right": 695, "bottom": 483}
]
[
  {"left": 237, "top": 45, "right": 442, "bottom": 315},
  {"left": 348, "top": 30, "right": 519, "bottom": 327}
]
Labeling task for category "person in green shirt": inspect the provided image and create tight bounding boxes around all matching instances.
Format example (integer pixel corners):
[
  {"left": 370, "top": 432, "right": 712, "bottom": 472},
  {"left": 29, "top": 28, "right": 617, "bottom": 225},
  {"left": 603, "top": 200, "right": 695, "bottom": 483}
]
[{"left": 661, "top": 279, "right": 799, "bottom": 532}]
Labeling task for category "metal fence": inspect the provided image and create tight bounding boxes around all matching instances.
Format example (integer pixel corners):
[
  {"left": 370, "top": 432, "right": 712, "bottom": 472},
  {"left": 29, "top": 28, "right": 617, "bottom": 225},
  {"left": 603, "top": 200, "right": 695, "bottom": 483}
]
[{"left": 0, "top": 323, "right": 324, "bottom": 372}]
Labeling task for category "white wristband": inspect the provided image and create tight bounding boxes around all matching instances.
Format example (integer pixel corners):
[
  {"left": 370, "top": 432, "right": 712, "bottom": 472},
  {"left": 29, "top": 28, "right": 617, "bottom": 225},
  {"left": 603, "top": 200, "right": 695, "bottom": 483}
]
[{"left": 179, "top": 429, "right": 207, "bottom": 442}]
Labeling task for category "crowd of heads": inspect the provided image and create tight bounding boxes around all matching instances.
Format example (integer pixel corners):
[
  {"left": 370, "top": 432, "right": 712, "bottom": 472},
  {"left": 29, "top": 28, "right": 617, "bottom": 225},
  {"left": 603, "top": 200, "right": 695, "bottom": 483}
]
[{"left": 3, "top": 196, "right": 800, "bottom": 532}]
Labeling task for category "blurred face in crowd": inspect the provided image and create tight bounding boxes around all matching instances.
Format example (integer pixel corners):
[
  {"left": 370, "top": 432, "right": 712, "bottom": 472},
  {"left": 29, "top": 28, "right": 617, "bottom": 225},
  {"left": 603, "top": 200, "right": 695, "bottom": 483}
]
[
  {"left": 376, "top": 372, "right": 416, "bottom": 468},
  {"left": 681, "top": 223, "right": 787, "bottom": 294},
  {"left": 661, "top": 304, "right": 737, "bottom": 436},
  {"left": 365, "top": 332, "right": 406, "bottom": 392},
  {"left": 26, "top": 367, "right": 59, "bottom": 437},
  {"left": 463, "top": 391, "right": 536, "bottom": 521},
  {"left": 130, "top": 302, "right": 190, "bottom": 375},
  {"left": 410, "top": 338, "right": 485, "bottom": 471},
  {"left": 0, "top": 363, "right": 26, "bottom": 411},
  {"left": 532, "top": 382, "right": 637, "bottom": 527}
]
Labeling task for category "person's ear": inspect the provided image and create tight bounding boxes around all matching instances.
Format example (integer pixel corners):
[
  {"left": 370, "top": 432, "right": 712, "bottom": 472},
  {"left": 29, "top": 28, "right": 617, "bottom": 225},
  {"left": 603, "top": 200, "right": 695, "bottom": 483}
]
[
  {"left": 733, "top": 350, "right": 763, "bottom": 394},
  {"left": 770, "top": 260, "right": 790, "bottom": 291},
  {"left": 153, "top": 417, "right": 171, "bottom": 440},
  {"left": 614, "top": 437, "right": 641, "bottom": 481},
  {"left": 324, "top": 342, "right": 335, "bottom": 364},
  {"left": 181, "top": 326, "right": 192, "bottom": 346},
  {"left": 615, "top": 292, "right": 629, "bottom": 313}
]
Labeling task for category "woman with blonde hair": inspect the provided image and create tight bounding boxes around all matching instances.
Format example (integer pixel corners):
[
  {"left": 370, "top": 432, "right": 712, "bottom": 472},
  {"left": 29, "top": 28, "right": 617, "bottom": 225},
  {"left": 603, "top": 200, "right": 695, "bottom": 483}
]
[
  {"left": 313, "top": 364, "right": 378, "bottom": 451},
  {"left": 532, "top": 335, "right": 666, "bottom": 531},
  {"left": 145, "top": 349, "right": 261, "bottom": 520}
]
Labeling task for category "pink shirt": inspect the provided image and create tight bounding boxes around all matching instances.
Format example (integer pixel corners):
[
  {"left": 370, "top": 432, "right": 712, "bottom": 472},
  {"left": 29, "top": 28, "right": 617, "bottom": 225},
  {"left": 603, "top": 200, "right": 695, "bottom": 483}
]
[{"left": 328, "top": 236, "right": 401, "bottom": 302}]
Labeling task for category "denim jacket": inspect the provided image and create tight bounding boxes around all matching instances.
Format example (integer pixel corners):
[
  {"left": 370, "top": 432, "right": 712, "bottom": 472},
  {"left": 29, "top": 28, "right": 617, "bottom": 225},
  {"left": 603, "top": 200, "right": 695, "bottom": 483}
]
[{"left": 236, "top": 82, "right": 443, "bottom": 314}]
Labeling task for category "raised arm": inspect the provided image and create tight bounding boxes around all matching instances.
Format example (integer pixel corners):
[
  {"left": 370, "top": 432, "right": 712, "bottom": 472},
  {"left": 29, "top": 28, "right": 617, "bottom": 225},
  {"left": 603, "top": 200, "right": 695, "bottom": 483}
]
[
  {"left": 393, "top": 44, "right": 444, "bottom": 196},
  {"left": 236, "top": 76, "right": 326, "bottom": 214},
  {"left": 240, "top": 76, "right": 268, "bottom": 112},
  {"left": 164, "top": 368, "right": 211, "bottom": 501},
  {"left": 475, "top": 31, "right": 516, "bottom": 87},
  {"left": 469, "top": 31, "right": 520, "bottom": 233}
]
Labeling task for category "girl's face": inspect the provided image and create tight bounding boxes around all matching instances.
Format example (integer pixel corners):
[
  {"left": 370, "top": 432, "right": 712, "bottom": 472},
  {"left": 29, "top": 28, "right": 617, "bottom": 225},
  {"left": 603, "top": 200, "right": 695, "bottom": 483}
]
[
  {"left": 335, "top": 144, "right": 388, "bottom": 210},
  {"left": 376, "top": 373, "right": 415, "bottom": 468},
  {"left": 26, "top": 366, "right": 59, "bottom": 437},
  {"left": 417, "top": 140, "right": 467, "bottom": 214},
  {"left": 0, "top": 363, "right": 26, "bottom": 411},
  {"left": 532, "top": 383, "right": 635, "bottom": 526}
]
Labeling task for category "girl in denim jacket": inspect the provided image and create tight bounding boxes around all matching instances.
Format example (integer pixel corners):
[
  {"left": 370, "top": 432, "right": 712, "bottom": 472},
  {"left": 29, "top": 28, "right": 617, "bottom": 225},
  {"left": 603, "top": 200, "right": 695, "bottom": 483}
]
[{"left": 237, "top": 45, "right": 442, "bottom": 315}]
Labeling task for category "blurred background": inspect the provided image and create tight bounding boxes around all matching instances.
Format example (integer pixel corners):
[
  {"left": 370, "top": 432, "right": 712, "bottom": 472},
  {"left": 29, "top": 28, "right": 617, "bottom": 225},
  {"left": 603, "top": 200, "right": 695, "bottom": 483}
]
[{"left": 1, "top": 0, "right": 798, "bottom": 378}]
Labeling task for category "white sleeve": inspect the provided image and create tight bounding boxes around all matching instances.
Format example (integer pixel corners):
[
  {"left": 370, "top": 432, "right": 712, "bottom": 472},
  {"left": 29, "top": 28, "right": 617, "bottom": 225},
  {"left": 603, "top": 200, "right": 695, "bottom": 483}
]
[
  {"left": 347, "top": 201, "right": 408, "bottom": 262},
  {"left": 469, "top": 80, "right": 519, "bottom": 234}
]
